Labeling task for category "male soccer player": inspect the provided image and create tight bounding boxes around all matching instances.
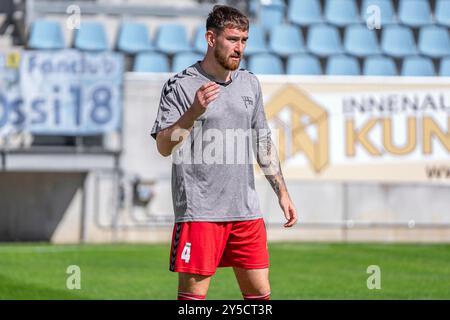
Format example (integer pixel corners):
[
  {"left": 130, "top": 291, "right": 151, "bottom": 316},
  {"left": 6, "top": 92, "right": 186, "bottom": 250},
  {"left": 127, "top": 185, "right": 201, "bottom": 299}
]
[{"left": 151, "top": 5, "right": 298, "bottom": 300}]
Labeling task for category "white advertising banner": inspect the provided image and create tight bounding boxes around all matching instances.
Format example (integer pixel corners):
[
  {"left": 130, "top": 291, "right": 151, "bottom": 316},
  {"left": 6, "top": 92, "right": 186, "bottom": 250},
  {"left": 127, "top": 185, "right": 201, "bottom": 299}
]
[{"left": 260, "top": 78, "right": 450, "bottom": 184}]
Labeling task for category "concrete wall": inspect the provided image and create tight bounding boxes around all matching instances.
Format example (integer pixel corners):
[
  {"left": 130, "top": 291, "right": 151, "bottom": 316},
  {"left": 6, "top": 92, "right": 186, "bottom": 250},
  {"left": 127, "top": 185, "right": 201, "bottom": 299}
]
[{"left": 0, "top": 172, "right": 84, "bottom": 241}]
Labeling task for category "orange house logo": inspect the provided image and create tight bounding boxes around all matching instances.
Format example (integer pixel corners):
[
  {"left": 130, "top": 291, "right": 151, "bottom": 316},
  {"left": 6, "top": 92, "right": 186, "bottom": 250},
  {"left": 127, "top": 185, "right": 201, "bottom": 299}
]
[{"left": 265, "top": 85, "right": 329, "bottom": 173}]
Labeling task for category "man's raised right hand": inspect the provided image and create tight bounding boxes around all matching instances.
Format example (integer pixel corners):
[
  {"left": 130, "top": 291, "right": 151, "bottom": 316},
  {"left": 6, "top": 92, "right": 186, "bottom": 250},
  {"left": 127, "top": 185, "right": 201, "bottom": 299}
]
[{"left": 190, "top": 82, "right": 220, "bottom": 119}]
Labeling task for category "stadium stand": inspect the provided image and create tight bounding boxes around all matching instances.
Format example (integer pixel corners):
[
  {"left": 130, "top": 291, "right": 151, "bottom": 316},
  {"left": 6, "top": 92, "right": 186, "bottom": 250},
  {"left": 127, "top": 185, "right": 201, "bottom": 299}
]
[
  {"left": 258, "top": 0, "right": 285, "bottom": 32},
  {"left": 325, "top": 0, "right": 360, "bottom": 26},
  {"left": 326, "top": 54, "right": 361, "bottom": 75},
  {"left": 28, "top": 19, "right": 65, "bottom": 49},
  {"left": 248, "top": 53, "right": 283, "bottom": 74},
  {"left": 172, "top": 51, "right": 203, "bottom": 72},
  {"left": 12, "top": 0, "right": 450, "bottom": 74},
  {"left": 245, "top": 24, "right": 268, "bottom": 55},
  {"left": 436, "top": 0, "right": 450, "bottom": 27},
  {"left": 361, "top": 0, "right": 396, "bottom": 25},
  {"left": 440, "top": 56, "right": 450, "bottom": 76},
  {"left": 269, "top": 24, "right": 305, "bottom": 57},
  {"left": 418, "top": 25, "right": 450, "bottom": 58},
  {"left": 193, "top": 24, "right": 208, "bottom": 53},
  {"left": 117, "top": 22, "right": 154, "bottom": 54},
  {"left": 307, "top": 24, "right": 343, "bottom": 57},
  {"left": 286, "top": 53, "right": 322, "bottom": 75},
  {"left": 288, "top": 0, "right": 323, "bottom": 26},
  {"left": 344, "top": 24, "right": 381, "bottom": 57},
  {"left": 133, "top": 51, "right": 170, "bottom": 72},
  {"left": 398, "top": 0, "right": 433, "bottom": 27},
  {"left": 401, "top": 55, "right": 436, "bottom": 76},
  {"left": 74, "top": 21, "right": 109, "bottom": 51},
  {"left": 381, "top": 24, "right": 417, "bottom": 57},
  {"left": 155, "top": 23, "right": 192, "bottom": 55},
  {"left": 363, "top": 55, "right": 398, "bottom": 75}
]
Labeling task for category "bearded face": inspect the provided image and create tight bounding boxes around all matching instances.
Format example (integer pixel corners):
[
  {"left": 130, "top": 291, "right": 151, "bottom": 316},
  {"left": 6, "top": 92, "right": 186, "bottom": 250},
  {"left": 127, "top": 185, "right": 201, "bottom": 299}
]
[
  {"left": 212, "top": 27, "right": 248, "bottom": 71},
  {"left": 214, "top": 42, "right": 241, "bottom": 70}
]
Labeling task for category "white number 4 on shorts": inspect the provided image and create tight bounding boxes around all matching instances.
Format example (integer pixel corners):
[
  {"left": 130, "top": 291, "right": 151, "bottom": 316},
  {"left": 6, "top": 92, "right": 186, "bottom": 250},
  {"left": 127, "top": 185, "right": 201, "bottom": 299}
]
[{"left": 181, "top": 243, "right": 191, "bottom": 263}]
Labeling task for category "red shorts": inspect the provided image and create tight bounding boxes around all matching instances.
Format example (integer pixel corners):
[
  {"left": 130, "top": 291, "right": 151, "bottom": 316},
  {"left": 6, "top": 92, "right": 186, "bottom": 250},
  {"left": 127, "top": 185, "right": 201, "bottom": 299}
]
[{"left": 169, "top": 218, "right": 269, "bottom": 276}]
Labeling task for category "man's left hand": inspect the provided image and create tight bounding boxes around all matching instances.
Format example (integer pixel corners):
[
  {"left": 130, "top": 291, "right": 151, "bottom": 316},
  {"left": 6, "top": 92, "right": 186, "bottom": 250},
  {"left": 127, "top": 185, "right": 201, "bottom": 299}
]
[{"left": 279, "top": 195, "right": 298, "bottom": 228}]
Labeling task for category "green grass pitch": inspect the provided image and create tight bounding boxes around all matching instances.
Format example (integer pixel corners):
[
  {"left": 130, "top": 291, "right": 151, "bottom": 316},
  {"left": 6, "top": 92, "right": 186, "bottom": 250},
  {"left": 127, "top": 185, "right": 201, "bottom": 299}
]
[{"left": 0, "top": 242, "right": 448, "bottom": 299}]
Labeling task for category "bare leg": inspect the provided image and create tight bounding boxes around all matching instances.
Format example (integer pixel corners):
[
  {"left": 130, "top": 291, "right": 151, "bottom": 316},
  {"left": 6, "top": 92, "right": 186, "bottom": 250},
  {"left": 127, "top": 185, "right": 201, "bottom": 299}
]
[
  {"left": 178, "top": 272, "right": 212, "bottom": 299},
  {"left": 233, "top": 267, "right": 271, "bottom": 299}
]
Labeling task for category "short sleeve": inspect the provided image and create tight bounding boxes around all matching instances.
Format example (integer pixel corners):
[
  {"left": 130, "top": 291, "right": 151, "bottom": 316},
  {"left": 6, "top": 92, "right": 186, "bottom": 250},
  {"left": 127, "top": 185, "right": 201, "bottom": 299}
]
[
  {"left": 251, "top": 78, "right": 271, "bottom": 134},
  {"left": 150, "top": 83, "right": 183, "bottom": 140}
]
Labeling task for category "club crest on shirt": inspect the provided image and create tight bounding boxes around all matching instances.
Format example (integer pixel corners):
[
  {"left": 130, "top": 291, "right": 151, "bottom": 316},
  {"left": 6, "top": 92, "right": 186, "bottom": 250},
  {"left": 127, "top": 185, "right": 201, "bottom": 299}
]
[{"left": 241, "top": 96, "right": 254, "bottom": 109}]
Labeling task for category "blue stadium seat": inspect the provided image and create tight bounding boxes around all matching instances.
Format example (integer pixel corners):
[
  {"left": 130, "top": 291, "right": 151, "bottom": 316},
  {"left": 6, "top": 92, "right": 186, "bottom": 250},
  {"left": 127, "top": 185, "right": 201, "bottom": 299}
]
[
  {"left": 326, "top": 55, "right": 360, "bottom": 75},
  {"left": 436, "top": 0, "right": 450, "bottom": 27},
  {"left": 269, "top": 24, "right": 305, "bottom": 57},
  {"left": 401, "top": 56, "right": 435, "bottom": 76},
  {"left": 287, "top": 54, "right": 322, "bottom": 75},
  {"left": 288, "top": 0, "right": 323, "bottom": 26},
  {"left": 344, "top": 24, "right": 380, "bottom": 57},
  {"left": 248, "top": 54, "right": 283, "bottom": 74},
  {"left": 259, "top": 0, "right": 285, "bottom": 32},
  {"left": 245, "top": 25, "right": 268, "bottom": 56},
  {"left": 361, "top": 0, "right": 396, "bottom": 26},
  {"left": 324, "top": 0, "right": 360, "bottom": 26},
  {"left": 74, "top": 21, "right": 109, "bottom": 51},
  {"left": 193, "top": 25, "right": 207, "bottom": 54},
  {"left": 307, "top": 24, "right": 343, "bottom": 56},
  {"left": 172, "top": 52, "right": 203, "bottom": 72},
  {"left": 117, "top": 22, "right": 153, "bottom": 54},
  {"left": 418, "top": 26, "right": 450, "bottom": 58},
  {"left": 363, "top": 55, "right": 397, "bottom": 75},
  {"left": 28, "top": 20, "right": 65, "bottom": 49},
  {"left": 440, "top": 57, "right": 450, "bottom": 76},
  {"left": 381, "top": 25, "right": 417, "bottom": 57},
  {"left": 398, "top": 0, "right": 432, "bottom": 27},
  {"left": 133, "top": 52, "right": 170, "bottom": 72},
  {"left": 249, "top": 0, "right": 260, "bottom": 17},
  {"left": 155, "top": 24, "right": 192, "bottom": 55}
]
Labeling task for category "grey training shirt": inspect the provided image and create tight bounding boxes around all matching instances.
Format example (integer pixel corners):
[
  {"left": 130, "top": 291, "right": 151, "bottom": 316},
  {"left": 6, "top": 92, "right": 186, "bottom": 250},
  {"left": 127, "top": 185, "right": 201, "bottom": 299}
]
[{"left": 151, "top": 62, "right": 271, "bottom": 223}]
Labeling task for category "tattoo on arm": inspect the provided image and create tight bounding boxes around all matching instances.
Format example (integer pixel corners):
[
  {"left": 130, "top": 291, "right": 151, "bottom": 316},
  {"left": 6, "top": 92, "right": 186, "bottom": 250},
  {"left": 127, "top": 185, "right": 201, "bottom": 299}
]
[
  {"left": 256, "top": 136, "right": 288, "bottom": 198},
  {"left": 266, "top": 169, "right": 286, "bottom": 198}
]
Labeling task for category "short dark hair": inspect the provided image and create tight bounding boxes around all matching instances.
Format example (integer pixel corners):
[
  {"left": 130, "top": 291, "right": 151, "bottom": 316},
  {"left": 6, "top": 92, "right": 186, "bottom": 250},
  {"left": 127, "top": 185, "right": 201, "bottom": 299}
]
[{"left": 206, "top": 5, "right": 249, "bottom": 33}]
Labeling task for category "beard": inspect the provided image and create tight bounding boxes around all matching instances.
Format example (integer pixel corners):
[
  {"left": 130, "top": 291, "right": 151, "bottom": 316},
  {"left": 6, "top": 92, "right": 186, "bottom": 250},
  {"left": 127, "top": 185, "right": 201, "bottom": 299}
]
[{"left": 214, "top": 46, "right": 241, "bottom": 71}]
